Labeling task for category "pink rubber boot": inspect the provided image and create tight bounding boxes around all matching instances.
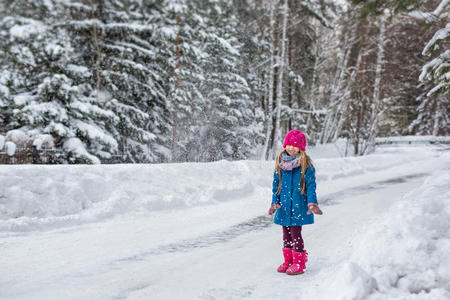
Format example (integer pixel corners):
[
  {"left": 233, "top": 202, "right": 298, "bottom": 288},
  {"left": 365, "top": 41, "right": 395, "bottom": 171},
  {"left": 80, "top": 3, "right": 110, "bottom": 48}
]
[
  {"left": 277, "top": 248, "right": 293, "bottom": 273},
  {"left": 286, "top": 250, "right": 308, "bottom": 275}
]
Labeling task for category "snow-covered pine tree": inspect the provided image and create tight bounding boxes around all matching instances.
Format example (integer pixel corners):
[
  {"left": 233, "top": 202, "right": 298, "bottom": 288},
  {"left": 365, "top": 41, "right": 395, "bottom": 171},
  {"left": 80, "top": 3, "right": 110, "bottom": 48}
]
[
  {"left": 413, "top": 1, "right": 449, "bottom": 135},
  {"left": 189, "top": 0, "right": 257, "bottom": 161},
  {"left": 61, "top": 0, "right": 172, "bottom": 162},
  {"left": 159, "top": 0, "right": 211, "bottom": 162},
  {"left": 419, "top": 12, "right": 449, "bottom": 98},
  {"left": 0, "top": 0, "right": 119, "bottom": 163},
  {"left": 225, "top": 0, "right": 268, "bottom": 159},
  {"left": 408, "top": 84, "right": 448, "bottom": 135}
]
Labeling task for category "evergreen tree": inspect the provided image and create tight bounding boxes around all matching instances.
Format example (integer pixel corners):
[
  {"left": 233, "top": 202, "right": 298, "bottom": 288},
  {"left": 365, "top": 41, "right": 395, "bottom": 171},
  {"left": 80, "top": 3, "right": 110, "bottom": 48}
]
[
  {"left": 413, "top": 0, "right": 449, "bottom": 135},
  {"left": 162, "top": 0, "right": 209, "bottom": 162},
  {"left": 62, "top": 0, "right": 172, "bottom": 162},
  {"left": 409, "top": 85, "right": 449, "bottom": 135},
  {"left": 420, "top": 23, "right": 449, "bottom": 98},
  {"left": 0, "top": 0, "right": 177, "bottom": 163},
  {"left": 0, "top": 0, "right": 118, "bottom": 163},
  {"left": 196, "top": 0, "right": 257, "bottom": 161}
]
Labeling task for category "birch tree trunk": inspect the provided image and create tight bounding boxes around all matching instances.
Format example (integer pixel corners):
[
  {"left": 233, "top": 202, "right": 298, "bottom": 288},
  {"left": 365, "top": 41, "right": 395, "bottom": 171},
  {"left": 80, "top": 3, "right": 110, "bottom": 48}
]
[
  {"left": 319, "top": 20, "right": 352, "bottom": 144},
  {"left": 363, "top": 15, "right": 387, "bottom": 154},
  {"left": 332, "top": 24, "right": 361, "bottom": 143},
  {"left": 305, "top": 21, "right": 319, "bottom": 133},
  {"left": 354, "top": 19, "right": 368, "bottom": 156},
  {"left": 272, "top": 0, "right": 288, "bottom": 156},
  {"left": 261, "top": 0, "right": 276, "bottom": 160}
]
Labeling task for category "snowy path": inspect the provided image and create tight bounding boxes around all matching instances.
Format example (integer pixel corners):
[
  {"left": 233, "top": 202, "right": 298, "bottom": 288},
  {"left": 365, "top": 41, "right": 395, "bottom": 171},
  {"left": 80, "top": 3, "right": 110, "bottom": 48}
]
[
  {"left": 0, "top": 173, "right": 431, "bottom": 299},
  {"left": 129, "top": 173, "right": 428, "bottom": 300},
  {"left": 1, "top": 144, "right": 448, "bottom": 299}
]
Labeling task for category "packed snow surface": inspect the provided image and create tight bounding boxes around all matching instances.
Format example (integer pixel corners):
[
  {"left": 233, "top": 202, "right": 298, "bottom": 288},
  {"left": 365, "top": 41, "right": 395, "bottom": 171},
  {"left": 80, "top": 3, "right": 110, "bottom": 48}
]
[{"left": 0, "top": 141, "right": 449, "bottom": 299}]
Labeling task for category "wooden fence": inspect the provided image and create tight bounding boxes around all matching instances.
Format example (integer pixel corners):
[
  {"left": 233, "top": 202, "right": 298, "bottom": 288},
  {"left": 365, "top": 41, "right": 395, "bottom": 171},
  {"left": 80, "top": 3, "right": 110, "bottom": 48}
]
[
  {"left": 0, "top": 147, "right": 64, "bottom": 164},
  {"left": 0, "top": 147, "right": 126, "bottom": 164}
]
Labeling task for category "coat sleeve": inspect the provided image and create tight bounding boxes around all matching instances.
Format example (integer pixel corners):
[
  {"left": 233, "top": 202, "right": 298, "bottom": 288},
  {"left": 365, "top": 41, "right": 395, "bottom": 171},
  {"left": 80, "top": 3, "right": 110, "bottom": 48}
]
[
  {"left": 305, "top": 165, "right": 318, "bottom": 205},
  {"left": 271, "top": 170, "right": 281, "bottom": 205}
]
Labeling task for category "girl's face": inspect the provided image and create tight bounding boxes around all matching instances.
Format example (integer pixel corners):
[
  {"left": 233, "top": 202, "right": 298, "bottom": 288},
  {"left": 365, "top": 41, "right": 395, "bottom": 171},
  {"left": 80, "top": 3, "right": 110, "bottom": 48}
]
[{"left": 285, "top": 145, "right": 300, "bottom": 156}]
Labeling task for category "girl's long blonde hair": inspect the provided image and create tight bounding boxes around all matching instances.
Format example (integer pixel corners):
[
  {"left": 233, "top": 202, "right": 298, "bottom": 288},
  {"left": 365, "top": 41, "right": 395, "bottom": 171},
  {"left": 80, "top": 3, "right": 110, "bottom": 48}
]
[{"left": 275, "top": 148, "right": 312, "bottom": 195}]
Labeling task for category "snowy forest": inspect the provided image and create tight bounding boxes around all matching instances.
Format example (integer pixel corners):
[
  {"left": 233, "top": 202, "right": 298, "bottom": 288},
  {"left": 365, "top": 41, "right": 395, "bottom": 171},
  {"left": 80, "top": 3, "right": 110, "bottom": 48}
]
[
  {"left": 1, "top": 2, "right": 450, "bottom": 299},
  {"left": 0, "top": 0, "right": 448, "bottom": 164}
]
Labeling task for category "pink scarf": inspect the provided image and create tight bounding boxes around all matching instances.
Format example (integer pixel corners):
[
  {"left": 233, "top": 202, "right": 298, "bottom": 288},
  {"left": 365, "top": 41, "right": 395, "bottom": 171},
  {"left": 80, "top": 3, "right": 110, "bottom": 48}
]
[{"left": 280, "top": 153, "right": 301, "bottom": 171}]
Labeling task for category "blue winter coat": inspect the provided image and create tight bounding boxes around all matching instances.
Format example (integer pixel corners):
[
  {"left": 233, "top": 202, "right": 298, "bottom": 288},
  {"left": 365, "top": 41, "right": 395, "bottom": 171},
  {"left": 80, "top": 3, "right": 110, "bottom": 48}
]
[{"left": 271, "top": 164, "right": 318, "bottom": 226}]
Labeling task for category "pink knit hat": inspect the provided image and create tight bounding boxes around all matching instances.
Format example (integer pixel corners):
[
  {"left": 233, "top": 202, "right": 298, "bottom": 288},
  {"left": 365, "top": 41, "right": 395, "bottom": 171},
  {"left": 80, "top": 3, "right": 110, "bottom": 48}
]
[{"left": 283, "top": 130, "right": 307, "bottom": 151}]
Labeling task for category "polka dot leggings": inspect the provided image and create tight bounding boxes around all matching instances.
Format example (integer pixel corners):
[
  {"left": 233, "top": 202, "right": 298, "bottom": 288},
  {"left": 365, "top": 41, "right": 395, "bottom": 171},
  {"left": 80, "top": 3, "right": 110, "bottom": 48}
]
[{"left": 282, "top": 226, "right": 304, "bottom": 252}]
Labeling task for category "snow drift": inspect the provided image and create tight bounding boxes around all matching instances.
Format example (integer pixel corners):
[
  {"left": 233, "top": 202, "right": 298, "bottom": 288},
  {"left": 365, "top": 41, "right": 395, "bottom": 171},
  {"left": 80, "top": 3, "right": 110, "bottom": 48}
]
[
  {"left": 0, "top": 144, "right": 443, "bottom": 232},
  {"left": 321, "top": 151, "right": 450, "bottom": 300}
]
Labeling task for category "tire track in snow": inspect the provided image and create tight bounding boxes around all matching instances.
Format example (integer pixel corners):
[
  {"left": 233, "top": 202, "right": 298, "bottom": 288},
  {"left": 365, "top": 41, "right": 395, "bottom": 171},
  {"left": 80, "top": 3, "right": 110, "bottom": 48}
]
[{"left": 319, "top": 172, "right": 428, "bottom": 205}]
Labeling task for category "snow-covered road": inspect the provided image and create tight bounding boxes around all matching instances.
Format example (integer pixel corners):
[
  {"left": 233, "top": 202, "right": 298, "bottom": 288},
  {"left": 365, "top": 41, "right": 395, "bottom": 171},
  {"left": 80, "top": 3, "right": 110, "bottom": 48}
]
[
  {"left": 126, "top": 173, "right": 429, "bottom": 300},
  {"left": 1, "top": 144, "right": 449, "bottom": 299}
]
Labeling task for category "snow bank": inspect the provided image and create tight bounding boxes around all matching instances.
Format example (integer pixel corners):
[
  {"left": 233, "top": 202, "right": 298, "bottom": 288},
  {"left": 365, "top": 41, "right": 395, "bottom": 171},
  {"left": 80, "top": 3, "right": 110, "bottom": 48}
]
[
  {"left": 327, "top": 262, "right": 378, "bottom": 300},
  {"left": 313, "top": 144, "right": 438, "bottom": 183},
  {"left": 0, "top": 161, "right": 273, "bottom": 231},
  {"left": 322, "top": 151, "right": 450, "bottom": 300},
  {"left": 0, "top": 144, "right": 443, "bottom": 232}
]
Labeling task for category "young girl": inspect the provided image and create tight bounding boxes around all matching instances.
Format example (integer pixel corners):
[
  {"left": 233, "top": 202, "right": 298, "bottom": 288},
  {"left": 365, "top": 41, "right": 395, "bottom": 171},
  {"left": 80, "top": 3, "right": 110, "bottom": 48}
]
[{"left": 268, "top": 129, "right": 323, "bottom": 275}]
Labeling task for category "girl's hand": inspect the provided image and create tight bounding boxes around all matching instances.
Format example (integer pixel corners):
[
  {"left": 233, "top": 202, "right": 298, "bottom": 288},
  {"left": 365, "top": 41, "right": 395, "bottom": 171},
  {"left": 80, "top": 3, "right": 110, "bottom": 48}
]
[
  {"left": 268, "top": 204, "right": 281, "bottom": 215},
  {"left": 307, "top": 203, "right": 323, "bottom": 215}
]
